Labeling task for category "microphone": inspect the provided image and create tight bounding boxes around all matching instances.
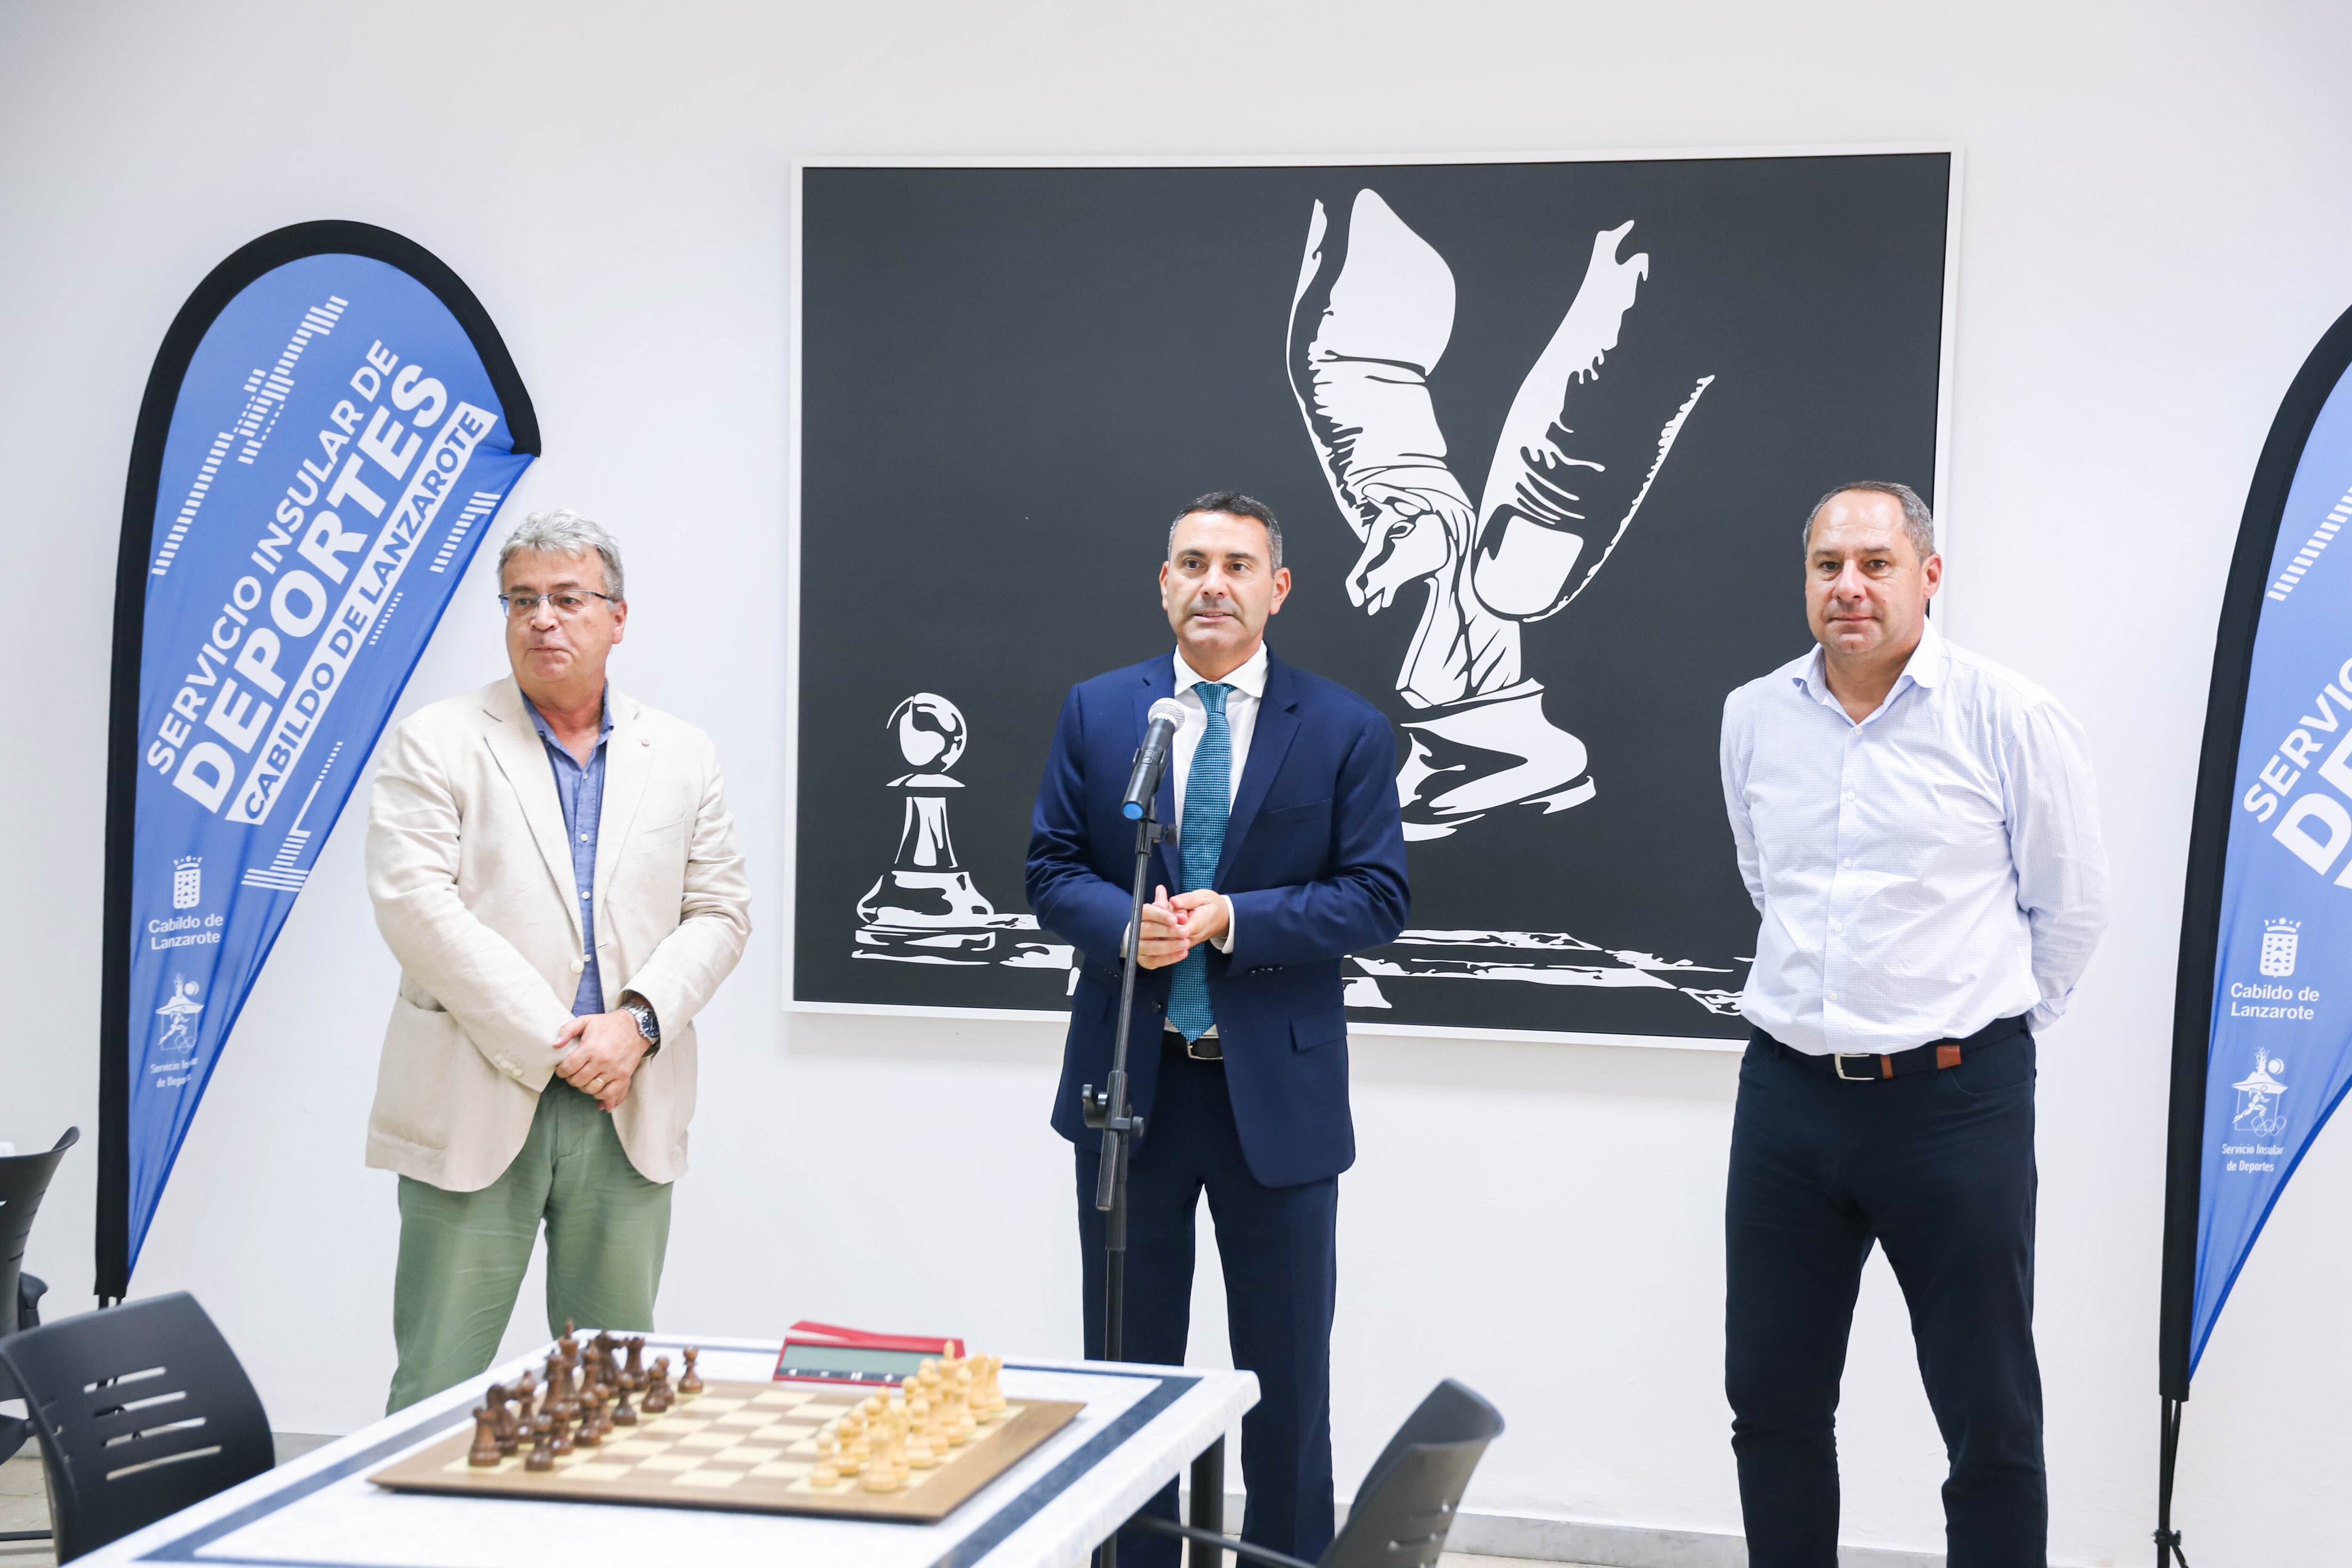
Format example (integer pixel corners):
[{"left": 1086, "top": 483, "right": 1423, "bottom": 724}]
[{"left": 1122, "top": 697, "right": 1191, "bottom": 820}]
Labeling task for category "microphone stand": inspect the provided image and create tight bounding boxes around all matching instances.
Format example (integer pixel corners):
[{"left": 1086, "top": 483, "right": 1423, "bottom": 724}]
[{"left": 1081, "top": 799, "right": 1177, "bottom": 1568}]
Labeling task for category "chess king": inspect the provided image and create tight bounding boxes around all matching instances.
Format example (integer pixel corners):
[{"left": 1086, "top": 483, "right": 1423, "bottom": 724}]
[
  {"left": 1026, "top": 492, "right": 1410, "bottom": 1568},
  {"left": 365, "top": 510, "right": 751, "bottom": 1412}
]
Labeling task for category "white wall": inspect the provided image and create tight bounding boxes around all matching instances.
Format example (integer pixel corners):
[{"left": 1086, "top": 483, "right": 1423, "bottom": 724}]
[{"left": 4, "top": 2, "right": 2350, "bottom": 1563}]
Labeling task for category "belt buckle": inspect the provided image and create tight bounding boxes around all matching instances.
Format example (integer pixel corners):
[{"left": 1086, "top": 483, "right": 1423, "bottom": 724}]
[
  {"left": 1832, "top": 1053, "right": 1876, "bottom": 1081},
  {"left": 1186, "top": 1037, "right": 1223, "bottom": 1062}
]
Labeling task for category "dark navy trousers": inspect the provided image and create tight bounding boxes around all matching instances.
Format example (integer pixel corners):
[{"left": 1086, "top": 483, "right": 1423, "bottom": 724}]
[
  {"left": 1076, "top": 1037, "right": 1338, "bottom": 1568},
  {"left": 1725, "top": 1023, "right": 2045, "bottom": 1568}
]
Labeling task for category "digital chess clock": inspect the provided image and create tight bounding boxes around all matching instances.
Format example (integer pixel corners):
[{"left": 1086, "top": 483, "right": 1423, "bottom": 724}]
[{"left": 773, "top": 1319, "right": 966, "bottom": 1387}]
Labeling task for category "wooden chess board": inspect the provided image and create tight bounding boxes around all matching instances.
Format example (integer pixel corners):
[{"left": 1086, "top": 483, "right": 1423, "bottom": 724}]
[{"left": 369, "top": 1379, "right": 1085, "bottom": 1522}]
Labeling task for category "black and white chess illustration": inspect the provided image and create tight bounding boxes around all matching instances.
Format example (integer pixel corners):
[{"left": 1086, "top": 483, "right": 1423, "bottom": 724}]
[
  {"left": 793, "top": 154, "right": 1953, "bottom": 1041},
  {"left": 851, "top": 694, "right": 1073, "bottom": 976}
]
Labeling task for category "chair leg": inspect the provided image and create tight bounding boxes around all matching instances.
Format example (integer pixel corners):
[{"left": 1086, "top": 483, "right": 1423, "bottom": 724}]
[{"left": 0, "top": 1417, "right": 54, "bottom": 1543}]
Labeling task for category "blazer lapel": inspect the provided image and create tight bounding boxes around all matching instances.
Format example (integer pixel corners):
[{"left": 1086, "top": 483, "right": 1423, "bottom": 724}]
[
  {"left": 1130, "top": 661, "right": 1179, "bottom": 891},
  {"left": 593, "top": 689, "right": 655, "bottom": 909},
  {"left": 480, "top": 678, "right": 586, "bottom": 947},
  {"left": 1217, "top": 654, "right": 1301, "bottom": 887}
]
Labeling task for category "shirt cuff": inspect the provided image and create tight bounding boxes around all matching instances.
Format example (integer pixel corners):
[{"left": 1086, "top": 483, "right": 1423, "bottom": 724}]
[{"left": 1213, "top": 895, "right": 1236, "bottom": 954}]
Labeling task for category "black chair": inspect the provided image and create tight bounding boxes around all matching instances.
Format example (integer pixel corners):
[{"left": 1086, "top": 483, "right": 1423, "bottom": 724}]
[
  {"left": 0, "top": 1291, "right": 275, "bottom": 1562},
  {"left": 1134, "top": 1379, "right": 1505, "bottom": 1568},
  {"left": 0, "top": 1126, "right": 79, "bottom": 1472}
]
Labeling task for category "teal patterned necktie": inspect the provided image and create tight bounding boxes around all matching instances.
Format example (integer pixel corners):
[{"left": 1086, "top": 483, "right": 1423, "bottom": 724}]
[{"left": 1165, "top": 683, "right": 1232, "bottom": 1041}]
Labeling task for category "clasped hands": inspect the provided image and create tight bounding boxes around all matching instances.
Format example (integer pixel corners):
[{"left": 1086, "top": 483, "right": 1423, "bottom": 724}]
[
  {"left": 555, "top": 997, "right": 651, "bottom": 1112},
  {"left": 1136, "top": 885, "right": 1230, "bottom": 969}
]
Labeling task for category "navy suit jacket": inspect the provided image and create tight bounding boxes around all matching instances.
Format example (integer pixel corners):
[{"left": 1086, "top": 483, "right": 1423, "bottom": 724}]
[{"left": 1026, "top": 650, "right": 1410, "bottom": 1188}]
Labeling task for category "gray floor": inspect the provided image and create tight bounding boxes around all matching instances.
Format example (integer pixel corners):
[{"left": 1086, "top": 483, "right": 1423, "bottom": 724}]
[{"left": 0, "top": 1447, "right": 1582, "bottom": 1568}]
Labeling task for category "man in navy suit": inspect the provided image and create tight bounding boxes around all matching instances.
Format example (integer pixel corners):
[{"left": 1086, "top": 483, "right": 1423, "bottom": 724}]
[{"left": 1028, "top": 492, "right": 1410, "bottom": 1567}]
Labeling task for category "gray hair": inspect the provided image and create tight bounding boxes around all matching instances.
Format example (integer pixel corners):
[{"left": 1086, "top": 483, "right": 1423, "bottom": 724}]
[
  {"left": 1802, "top": 481, "right": 1935, "bottom": 564},
  {"left": 499, "top": 508, "right": 626, "bottom": 600},
  {"left": 1168, "top": 490, "right": 1284, "bottom": 571}
]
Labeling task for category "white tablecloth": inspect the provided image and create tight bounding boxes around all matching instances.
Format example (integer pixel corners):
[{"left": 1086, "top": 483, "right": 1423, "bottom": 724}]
[{"left": 75, "top": 1336, "right": 1257, "bottom": 1568}]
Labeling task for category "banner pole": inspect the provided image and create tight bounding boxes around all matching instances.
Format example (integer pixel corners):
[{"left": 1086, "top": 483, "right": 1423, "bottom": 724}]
[
  {"left": 2155, "top": 296, "right": 2352, "bottom": 1559},
  {"left": 2154, "top": 1398, "right": 2187, "bottom": 1568}
]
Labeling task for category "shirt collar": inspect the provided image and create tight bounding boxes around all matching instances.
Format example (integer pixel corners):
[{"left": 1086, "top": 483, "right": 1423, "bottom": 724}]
[
  {"left": 1794, "top": 618, "right": 1946, "bottom": 712},
  {"left": 1174, "top": 641, "right": 1270, "bottom": 701},
  {"left": 524, "top": 688, "right": 614, "bottom": 752}
]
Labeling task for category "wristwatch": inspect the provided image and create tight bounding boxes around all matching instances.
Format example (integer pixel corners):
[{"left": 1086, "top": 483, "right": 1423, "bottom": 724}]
[{"left": 623, "top": 999, "right": 662, "bottom": 1058}]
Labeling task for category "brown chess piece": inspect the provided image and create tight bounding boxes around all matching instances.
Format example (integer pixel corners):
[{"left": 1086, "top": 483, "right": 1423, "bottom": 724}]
[
  {"left": 644, "top": 1356, "right": 673, "bottom": 1412},
  {"left": 612, "top": 1380, "right": 638, "bottom": 1426},
  {"left": 678, "top": 1346, "right": 704, "bottom": 1395},
  {"left": 576, "top": 1392, "right": 605, "bottom": 1448},
  {"left": 525, "top": 1414, "right": 556, "bottom": 1472},
  {"left": 468, "top": 1405, "right": 501, "bottom": 1467},
  {"left": 482, "top": 1385, "right": 510, "bottom": 1451},
  {"left": 623, "top": 1336, "right": 646, "bottom": 1389},
  {"left": 549, "top": 1410, "right": 575, "bottom": 1458}
]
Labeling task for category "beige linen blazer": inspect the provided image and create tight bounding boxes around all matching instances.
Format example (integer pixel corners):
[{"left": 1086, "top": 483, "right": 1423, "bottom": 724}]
[{"left": 364, "top": 677, "right": 750, "bottom": 1191}]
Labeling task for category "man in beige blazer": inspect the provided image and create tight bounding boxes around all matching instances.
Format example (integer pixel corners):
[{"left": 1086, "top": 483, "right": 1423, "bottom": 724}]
[{"left": 367, "top": 509, "right": 749, "bottom": 1411}]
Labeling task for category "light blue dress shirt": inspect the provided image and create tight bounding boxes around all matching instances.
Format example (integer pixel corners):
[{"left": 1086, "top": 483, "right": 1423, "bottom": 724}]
[
  {"left": 1719, "top": 621, "right": 2109, "bottom": 1056},
  {"left": 525, "top": 692, "right": 612, "bottom": 1017}
]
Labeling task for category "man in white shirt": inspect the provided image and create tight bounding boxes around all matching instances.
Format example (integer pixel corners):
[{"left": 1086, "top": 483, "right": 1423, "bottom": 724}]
[{"left": 1717, "top": 482, "right": 2107, "bottom": 1568}]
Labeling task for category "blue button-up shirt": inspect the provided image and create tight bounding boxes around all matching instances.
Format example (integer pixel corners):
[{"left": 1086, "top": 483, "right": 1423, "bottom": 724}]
[{"left": 525, "top": 692, "right": 613, "bottom": 1016}]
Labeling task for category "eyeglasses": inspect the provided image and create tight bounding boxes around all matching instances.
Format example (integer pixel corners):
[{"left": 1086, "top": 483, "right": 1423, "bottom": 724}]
[{"left": 499, "top": 590, "right": 620, "bottom": 618}]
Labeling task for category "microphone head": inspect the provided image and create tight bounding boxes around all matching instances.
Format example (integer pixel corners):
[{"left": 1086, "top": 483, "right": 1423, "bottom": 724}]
[{"left": 1147, "top": 697, "right": 1190, "bottom": 728}]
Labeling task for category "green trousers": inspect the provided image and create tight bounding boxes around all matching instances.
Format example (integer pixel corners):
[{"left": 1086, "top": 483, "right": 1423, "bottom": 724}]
[{"left": 388, "top": 1083, "right": 672, "bottom": 1412}]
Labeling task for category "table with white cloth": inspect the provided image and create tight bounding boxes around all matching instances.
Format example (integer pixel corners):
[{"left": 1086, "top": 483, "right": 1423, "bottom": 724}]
[{"left": 72, "top": 1336, "right": 1257, "bottom": 1568}]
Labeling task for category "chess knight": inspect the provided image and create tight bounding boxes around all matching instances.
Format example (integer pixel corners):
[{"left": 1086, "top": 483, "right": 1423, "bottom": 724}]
[{"left": 1287, "top": 189, "right": 1714, "bottom": 839}]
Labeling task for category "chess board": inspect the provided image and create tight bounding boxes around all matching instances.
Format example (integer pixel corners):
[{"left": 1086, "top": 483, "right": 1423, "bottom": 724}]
[{"left": 369, "top": 1379, "right": 1085, "bottom": 1522}]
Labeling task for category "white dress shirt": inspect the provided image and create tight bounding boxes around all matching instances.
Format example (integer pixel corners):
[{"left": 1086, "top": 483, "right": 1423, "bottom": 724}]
[
  {"left": 1718, "top": 621, "right": 2108, "bottom": 1056},
  {"left": 1159, "top": 642, "right": 1267, "bottom": 1001},
  {"left": 1171, "top": 641, "right": 1267, "bottom": 820}
]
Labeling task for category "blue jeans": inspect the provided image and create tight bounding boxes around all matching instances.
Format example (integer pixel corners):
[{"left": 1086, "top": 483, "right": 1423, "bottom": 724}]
[{"left": 1725, "top": 1023, "right": 2044, "bottom": 1568}]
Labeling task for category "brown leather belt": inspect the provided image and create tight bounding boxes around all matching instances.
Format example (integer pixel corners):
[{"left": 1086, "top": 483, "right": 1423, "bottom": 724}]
[{"left": 1764, "top": 1013, "right": 2028, "bottom": 1081}]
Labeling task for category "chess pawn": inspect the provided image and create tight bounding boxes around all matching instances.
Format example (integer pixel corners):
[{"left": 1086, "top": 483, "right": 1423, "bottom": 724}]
[
  {"left": 863, "top": 1428, "right": 905, "bottom": 1492},
  {"left": 525, "top": 1414, "right": 556, "bottom": 1472},
  {"left": 678, "top": 1346, "right": 705, "bottom": 1395},
  {"left": 611, "top": 1381, "right": 638, "bottom": 1426},
  {"left": 576, "top": 1394, "right": 605, "bottom": 1448},
  {"left": 468, "top": 1406, "right": 502, "bottom": 1467},
  {"left": 840, "top": 1429, "right": 869, "bottom": 1477},
  {"left": 905, "top": 1426, "right": 938, "bottom": 1470},
  {"left": 644, "top": 1357, "right": 672, "bottom": 1412},
  {"left": 548, "top": 1409, "right": 575, "bottom": 1458}
]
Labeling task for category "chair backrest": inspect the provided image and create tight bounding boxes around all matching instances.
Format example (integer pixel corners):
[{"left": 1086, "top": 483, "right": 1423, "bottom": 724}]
[
  {"left": 1322, "top": 1379, "right": 1505, "bottom": 1568},
  {"left": 0, "top": 1127, "right": 78, "bottom": 1336},
  {"left": 0, "top": 1291, "right": 274, "bottom": 1562}
]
